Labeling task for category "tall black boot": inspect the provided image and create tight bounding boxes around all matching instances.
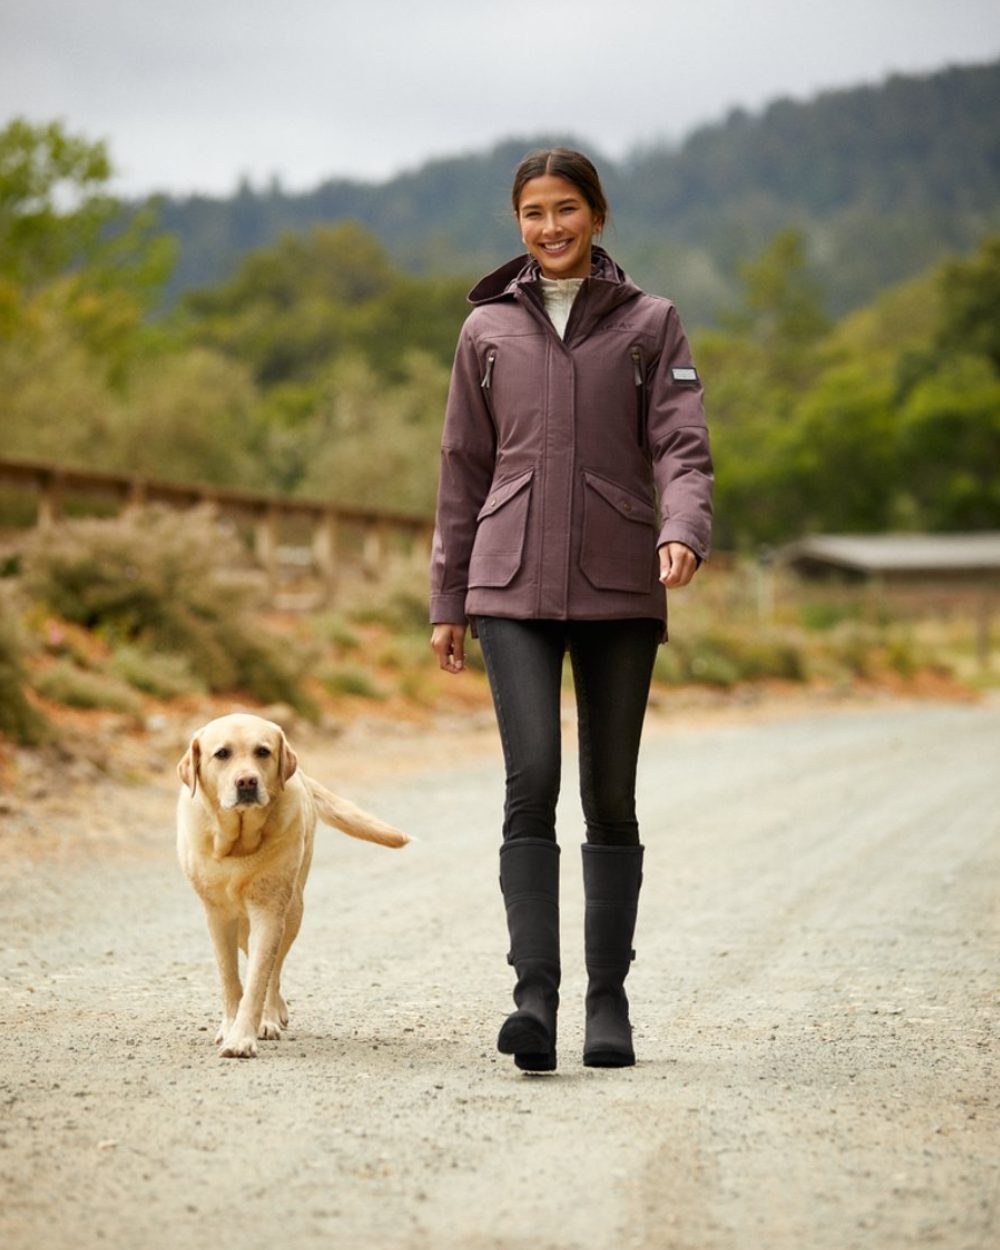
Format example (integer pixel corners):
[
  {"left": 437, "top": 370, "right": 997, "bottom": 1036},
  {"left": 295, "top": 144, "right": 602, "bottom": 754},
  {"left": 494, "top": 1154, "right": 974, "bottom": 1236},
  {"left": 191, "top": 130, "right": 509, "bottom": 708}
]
[
  {"left": 582, "top": 843, "right": 643, "bottom": 1068},
  {"left": 497, "top": 837, "right": 560, "bottom": 1072}
]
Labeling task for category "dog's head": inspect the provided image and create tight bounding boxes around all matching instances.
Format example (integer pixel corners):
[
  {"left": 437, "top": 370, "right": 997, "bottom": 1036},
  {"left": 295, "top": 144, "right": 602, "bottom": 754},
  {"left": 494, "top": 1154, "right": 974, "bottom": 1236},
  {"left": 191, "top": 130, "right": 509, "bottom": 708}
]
[{"left": 177, "top": 713, "right": 298, "bottom": 810}]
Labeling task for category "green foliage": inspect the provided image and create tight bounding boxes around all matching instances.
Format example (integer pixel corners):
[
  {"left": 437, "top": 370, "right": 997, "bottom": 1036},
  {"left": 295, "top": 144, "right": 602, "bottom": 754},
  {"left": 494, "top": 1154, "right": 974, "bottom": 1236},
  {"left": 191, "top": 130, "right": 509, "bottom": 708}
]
[
  {"left": 700, "top": 229, "right": 1000, "bottom": 546},
  {"left": 0, "top": 118, "right": 113, "bottom": 291},
  {"left": 290, "top": 350, "right": 449, "bottom": 511},
  {"left": 936, "top": 235, "right": 1000, "bottom": 371},
  {"left": 0, "top": 118, "right": 174, "bottom": 360},
  {"left": 727, "top": 229, "right": 830, "bottom": 355},
  {"left": 0, "top": 118, "right": 184, "bottom": 480},
  {"left": 109, "top": 348, "right": 264, "bottom": 489},
  {"left": 895, "top": 355, "right": 1000, "bottom": 529},
  {"left": 19, "top": 509, "right": 314, "bottom": 714},
  {"left": 182, "top": 223, "right": 468, "bottom": 387}
]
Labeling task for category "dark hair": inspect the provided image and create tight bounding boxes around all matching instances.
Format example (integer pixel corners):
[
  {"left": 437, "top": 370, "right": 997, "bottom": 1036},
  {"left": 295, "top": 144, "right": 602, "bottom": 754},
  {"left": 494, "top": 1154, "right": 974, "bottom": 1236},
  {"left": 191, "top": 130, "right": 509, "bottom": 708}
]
[{"left": 511, "top": 148, "right": 609, "bottom": 228}]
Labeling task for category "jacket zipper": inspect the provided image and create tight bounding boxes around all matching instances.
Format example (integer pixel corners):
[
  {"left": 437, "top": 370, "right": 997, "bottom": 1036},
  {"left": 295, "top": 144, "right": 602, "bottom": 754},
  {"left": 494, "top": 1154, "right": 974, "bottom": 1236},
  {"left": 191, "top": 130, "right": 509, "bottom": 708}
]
[
  {"left": 481, "top": 350, "right": 496, "bottom": 391},
  {"left": 630, "top": 346, "right": 646, "bottom": 449}
]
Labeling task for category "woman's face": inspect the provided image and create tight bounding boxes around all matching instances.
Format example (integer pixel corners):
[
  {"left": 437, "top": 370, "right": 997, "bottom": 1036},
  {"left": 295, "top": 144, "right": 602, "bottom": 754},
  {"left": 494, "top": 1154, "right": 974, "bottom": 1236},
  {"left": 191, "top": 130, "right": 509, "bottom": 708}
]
[{"left": 516, "top": 173, "right": 602, "bottom": 280}]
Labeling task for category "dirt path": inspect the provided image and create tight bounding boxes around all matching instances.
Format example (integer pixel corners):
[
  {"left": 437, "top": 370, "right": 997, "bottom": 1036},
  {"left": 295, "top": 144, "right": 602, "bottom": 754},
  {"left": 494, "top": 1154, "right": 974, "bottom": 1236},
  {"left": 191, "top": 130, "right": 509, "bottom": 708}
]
[{"left": 1, "top": 696, "right": 998, "bottom": 1250}]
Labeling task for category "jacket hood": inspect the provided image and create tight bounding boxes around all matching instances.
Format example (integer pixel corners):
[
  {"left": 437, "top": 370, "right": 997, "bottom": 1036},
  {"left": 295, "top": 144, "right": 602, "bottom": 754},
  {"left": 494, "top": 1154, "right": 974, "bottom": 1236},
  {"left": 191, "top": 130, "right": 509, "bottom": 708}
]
[{"left": 467, "top": 246, "right": 642, "bottom": 309}]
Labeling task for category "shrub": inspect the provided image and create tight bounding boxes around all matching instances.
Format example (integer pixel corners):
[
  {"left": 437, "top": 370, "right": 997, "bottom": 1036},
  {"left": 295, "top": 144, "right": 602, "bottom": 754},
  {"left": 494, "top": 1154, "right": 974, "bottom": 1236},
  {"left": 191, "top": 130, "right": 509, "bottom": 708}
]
[
  {"left": 824, "top": 624, "right": 879, "bottom": 678},
  {"left": 0, "top": 595, "right": 49, "bottom": 744},
  {"left": 20, "top": 507, "right": 313, "bottom": 713},
  {"left": 654, "top": 627, "right": 807, "bottom": 687},
  {"left": 111, "top": 645, "right": 204, "bottom": 699},
  {"left": 314, "top": 613, "right": 362, "bottom": 653},
  {"left": 885, "top": 633, "right": 919, "bottom": 680},
  {"left": 348, "top": 580, "right": 430, "bottom": 633},
  {"left": 320, "top": 664, "right": 387, "bottom": 700},
  {"left": 31, "top": 659, "right": 142, "bottom": 716},
  {"left": 798, "top": 599, "right": 863, "bottom": 631}
]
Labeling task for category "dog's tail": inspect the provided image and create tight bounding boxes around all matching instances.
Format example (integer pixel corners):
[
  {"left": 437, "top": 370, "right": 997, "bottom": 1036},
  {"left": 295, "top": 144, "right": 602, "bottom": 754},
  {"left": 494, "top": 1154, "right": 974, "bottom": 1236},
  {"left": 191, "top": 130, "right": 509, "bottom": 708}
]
[{"left": 304, "top": 776, "right": 410, "bottom": 848}]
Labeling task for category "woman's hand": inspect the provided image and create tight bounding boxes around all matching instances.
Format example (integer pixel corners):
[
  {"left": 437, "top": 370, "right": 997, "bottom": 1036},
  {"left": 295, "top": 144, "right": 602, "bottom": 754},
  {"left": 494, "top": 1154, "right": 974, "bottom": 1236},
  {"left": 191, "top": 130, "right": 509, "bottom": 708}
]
[
  {"left": 431, "top": 623, "right": 468, "bottom": 674},
  {"left": 658, "top": 542, "right": 698, "bottom": 588}
]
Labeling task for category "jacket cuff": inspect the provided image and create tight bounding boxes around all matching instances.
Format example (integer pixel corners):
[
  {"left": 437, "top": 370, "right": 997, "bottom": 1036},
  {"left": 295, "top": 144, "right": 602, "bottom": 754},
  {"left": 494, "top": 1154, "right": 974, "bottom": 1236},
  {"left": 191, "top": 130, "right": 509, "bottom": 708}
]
[
  {"left": 430, "top": 593, "right": 468, "bottom": 625},
  {"left": 657, "top": 524, "right": 711, "bottom": 564}
]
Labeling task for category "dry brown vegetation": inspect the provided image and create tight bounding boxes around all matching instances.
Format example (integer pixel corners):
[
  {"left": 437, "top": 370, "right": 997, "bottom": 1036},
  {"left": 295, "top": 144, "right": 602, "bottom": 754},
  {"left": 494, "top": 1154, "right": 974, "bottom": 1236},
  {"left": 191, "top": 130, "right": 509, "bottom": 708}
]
[{"left": 0, "top": 509, "right": 988, "bottom": 783}]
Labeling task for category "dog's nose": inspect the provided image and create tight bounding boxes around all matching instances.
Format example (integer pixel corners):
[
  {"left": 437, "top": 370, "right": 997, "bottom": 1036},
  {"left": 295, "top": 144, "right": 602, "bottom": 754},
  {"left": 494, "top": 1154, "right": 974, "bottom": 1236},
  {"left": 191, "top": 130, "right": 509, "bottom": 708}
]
[{"left": 235, "top": 773, "right": 259, "bottom": 793}]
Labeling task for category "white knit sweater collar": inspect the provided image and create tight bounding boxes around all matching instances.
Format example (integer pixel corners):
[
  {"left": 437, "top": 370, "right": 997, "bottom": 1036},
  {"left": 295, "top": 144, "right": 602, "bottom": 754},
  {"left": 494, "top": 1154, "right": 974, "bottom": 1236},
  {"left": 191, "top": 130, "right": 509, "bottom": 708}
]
[{"left": 538, "top": 276, "right": 584, "bottom": 339}]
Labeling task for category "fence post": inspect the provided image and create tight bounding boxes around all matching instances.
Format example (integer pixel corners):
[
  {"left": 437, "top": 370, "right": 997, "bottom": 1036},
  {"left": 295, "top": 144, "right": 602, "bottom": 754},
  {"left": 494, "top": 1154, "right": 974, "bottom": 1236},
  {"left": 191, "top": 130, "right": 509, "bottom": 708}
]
[
  {"left": 362, "top": 520, "right": 386, "bottom": 578},
  {"left": 254, "top": 504, "right": 280, "bottom": 588},
  {"left": 124, "top": 478, "right": 148, "bottom": 515},
  {"left": 312, "top": 510, "right": 339, "bottom": 603},
  {"left": 37, "top": 471, "right": 63, "bottom": 529},
  {"left": 411, "top": 525, "right": 433, "bottom": 574},
  {"left": 976, "top": 592, "right": 993, "bottom": 672},
  {"left": 755, "top": 545, "right": 775, "bottom": 624}
]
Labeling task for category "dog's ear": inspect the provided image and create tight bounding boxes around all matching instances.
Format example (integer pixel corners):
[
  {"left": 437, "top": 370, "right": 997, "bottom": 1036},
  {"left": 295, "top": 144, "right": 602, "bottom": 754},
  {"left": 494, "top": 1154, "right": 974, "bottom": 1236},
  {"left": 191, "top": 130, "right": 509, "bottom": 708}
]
[
  {"left": 277, "top": 733, "right": 298, "bottom": 788},
  {"left": 177, "top": 735, "right": 201, "bottom": 797}
]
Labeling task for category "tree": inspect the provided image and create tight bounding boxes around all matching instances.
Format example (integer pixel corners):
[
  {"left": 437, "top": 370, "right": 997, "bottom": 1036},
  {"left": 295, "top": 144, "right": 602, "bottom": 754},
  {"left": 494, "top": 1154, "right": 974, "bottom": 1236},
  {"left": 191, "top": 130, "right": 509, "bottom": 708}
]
[
  {"left": 936, "top": 235, "right": 1000, "bottom": 372},
  {"left": 0, "top": 118, "right": 173, "bottom": 305},
  {"left": 0, "top": 119, "right": 186, "bottom": 481},
  {"left": 182, "top": 222, "right": 468, "bottom": 387},
  {"left": 896, "top": 355, "right": 1000, "bottom": 529},
  {"left": 0, "top": 118, "right": 113, "bottom": 290},
  {"left": 727, "top": 228, "right": 830, "bottom": 359},
  {"left": 0, "top": 118, "right": 174, "bottom": 379},
  {"left": 693, "top": 229, "right": 831, "bottom": 547}
]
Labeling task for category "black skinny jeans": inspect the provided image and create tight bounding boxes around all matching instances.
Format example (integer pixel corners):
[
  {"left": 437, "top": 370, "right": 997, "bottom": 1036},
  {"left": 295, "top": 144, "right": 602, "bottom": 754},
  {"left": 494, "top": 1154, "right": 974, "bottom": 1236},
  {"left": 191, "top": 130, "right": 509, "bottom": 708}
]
[{"left": 476, "top": 616, "right": 661, "bottom": 847}]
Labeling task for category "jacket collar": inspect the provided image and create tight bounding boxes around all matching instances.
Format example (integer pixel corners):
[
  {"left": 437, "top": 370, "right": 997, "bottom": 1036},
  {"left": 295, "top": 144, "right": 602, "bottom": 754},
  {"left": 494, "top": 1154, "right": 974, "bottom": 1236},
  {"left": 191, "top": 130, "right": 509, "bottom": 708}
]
[{"left": 467, "top": 247, "right": 643, "bottom": 324}]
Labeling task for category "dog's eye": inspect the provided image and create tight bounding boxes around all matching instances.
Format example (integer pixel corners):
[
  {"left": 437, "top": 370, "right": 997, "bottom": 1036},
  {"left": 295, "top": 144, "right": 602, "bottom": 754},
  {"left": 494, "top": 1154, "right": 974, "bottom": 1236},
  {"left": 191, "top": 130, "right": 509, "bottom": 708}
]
[
  {"left": 254, "top": 746, "right": 272, "bottom": 758},
  {"left": 214, "top": 747, "right": 231, "bottom": 760}
]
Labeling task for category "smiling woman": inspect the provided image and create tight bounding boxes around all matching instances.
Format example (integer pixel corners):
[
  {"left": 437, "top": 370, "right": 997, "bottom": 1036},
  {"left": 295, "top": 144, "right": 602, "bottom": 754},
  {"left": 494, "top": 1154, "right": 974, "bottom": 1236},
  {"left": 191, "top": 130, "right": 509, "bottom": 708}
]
[
  {"left": 513, "top": 149, "right": 609, "bottom": 280},
  {"left": 429, "top": 147, "right": 714, "bottom": 1075}
]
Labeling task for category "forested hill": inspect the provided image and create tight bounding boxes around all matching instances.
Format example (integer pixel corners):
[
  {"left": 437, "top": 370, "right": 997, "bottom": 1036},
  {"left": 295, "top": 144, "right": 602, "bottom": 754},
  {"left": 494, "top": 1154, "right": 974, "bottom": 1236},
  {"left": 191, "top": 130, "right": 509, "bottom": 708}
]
[{"left": 152, "top": 59, "right": 1000, "bottom": 323}]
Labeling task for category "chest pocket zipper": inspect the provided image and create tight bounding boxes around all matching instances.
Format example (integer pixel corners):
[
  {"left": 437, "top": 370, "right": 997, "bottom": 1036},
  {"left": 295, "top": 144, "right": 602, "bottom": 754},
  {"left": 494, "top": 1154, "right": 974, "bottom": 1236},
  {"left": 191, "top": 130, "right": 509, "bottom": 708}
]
[{"left": 630, "top": 346, "right": 647, "bottom": 449}]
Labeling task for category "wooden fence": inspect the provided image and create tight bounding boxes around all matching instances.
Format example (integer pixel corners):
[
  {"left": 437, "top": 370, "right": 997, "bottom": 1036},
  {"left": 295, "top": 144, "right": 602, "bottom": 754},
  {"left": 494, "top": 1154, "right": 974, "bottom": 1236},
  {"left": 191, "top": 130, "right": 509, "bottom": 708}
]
[{"left": 0, "top": 455, "right": 434, "bottom": 604}]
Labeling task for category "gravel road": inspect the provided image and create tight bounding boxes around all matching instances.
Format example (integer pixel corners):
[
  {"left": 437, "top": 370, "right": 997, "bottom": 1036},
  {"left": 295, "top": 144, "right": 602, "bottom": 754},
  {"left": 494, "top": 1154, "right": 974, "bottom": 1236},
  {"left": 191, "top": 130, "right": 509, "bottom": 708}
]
[{"left": 1, "top": 696, "right": 998, "bottom": 1250}]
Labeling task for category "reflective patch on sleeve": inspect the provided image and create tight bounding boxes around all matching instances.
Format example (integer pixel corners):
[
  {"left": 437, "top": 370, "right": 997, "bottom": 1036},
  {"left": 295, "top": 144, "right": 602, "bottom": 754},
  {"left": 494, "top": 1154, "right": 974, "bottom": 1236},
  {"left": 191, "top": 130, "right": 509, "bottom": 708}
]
[{"left": 671, "top": 366, "right": 699, "bottom": 383}]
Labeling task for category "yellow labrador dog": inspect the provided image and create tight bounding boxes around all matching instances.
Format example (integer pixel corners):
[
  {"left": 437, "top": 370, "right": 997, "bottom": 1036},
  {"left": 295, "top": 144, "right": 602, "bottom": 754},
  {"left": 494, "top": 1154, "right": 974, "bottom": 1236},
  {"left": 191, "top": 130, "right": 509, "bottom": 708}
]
[{"left": 177, "top": 712, "right": 409, "bottom": 1058}]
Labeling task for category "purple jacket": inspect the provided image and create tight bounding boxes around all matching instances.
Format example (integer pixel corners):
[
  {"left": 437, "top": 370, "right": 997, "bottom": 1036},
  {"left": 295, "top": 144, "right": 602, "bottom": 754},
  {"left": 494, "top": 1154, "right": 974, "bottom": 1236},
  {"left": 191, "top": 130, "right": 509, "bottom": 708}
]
[{"left": 430, "top": 248, "right": 713, "bottom": 632}]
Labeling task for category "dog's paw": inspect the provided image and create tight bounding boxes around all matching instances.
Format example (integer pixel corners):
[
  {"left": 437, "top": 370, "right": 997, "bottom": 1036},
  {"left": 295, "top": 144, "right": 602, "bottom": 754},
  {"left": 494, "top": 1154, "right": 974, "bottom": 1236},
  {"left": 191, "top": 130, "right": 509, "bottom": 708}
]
[
  {"left": 218, "top": 1032, "right": 258, "bottom": 1059},
  {"left": 215, "top": 1018, "right": 235, "bottom": 1046},
  {"left": 263, "top": 991, "right": 289, "bottom": 1032},
  {"left": 258, "top": 1018, "right": 283, "bottom": 1041}
]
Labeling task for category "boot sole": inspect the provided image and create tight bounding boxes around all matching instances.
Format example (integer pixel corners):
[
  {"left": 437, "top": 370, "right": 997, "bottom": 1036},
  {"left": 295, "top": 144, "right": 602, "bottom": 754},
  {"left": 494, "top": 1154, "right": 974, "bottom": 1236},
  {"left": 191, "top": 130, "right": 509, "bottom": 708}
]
[
  {"left": 583, "top": 1049, "right": 635, "bottom": 1068},
  {"left": 498, "top": 1013, "right": 556, "bottom": 1071},
  {"left": 515, "top": 1051, "right": 557, "bottom": 1072}
]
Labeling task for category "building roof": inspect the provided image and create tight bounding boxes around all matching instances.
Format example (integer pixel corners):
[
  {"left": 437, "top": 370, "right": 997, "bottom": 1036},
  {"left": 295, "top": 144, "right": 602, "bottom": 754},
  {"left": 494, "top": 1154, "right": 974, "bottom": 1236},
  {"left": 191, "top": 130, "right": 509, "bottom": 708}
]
[{"left": 780, "top": 533, "right": 1000, "bottom": 575}]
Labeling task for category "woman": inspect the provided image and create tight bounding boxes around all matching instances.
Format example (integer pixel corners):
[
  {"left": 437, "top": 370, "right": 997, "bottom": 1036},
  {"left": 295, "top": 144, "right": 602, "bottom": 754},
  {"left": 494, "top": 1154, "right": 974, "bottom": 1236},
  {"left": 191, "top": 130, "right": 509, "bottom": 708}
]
[{"left": 430, "top": 149, "right": 713, "bottom": 1072}]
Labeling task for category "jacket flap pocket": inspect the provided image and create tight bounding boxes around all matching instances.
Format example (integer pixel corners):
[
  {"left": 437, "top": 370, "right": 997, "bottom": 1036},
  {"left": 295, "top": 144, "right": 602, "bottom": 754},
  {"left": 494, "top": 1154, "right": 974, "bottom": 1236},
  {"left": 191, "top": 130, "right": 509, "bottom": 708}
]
[
  {"left": 583, "top": 472, "right": 656, "bottom": 525},
  {"left": 477, "top": 468, "right": 534, "bottom": 520}
]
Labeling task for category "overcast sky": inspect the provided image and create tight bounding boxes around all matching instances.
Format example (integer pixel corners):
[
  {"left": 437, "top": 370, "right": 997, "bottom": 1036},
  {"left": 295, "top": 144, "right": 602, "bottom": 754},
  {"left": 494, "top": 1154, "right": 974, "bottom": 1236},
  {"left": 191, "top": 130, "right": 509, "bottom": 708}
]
[{"left": 2, "top": 0, "right": 999, "bottom": 198}]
